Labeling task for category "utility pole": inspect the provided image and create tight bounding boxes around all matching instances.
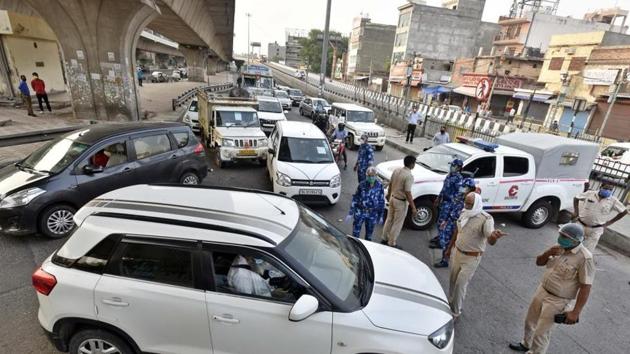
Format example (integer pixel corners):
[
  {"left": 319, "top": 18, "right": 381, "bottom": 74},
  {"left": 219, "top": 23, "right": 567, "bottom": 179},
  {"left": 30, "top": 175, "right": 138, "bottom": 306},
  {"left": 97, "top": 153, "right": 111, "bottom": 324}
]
[
  {"left": 598, "top": 68, "right": 628, "bottom": 136},
  {"left": 520, "top": 88, "right": 537, "bottom": 128},
  {"left": 246, "top": 13, "right": 251, "bottom": 68},
  {"left": 547, "top": 72, "right": 570, "bottom": 129},
  {"left": 319, "top": 0, "right": 332, "bottom": 97}
]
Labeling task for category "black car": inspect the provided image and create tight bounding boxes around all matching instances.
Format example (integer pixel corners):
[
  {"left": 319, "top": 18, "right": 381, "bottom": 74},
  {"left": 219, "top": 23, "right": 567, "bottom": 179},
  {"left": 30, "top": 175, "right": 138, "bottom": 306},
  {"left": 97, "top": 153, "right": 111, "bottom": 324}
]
[
  {"left": 0, "top": 122, "right": 207, "bottom": 239},
  {"left": 286, "top": 88, "right": 304, "bottom": 107}
]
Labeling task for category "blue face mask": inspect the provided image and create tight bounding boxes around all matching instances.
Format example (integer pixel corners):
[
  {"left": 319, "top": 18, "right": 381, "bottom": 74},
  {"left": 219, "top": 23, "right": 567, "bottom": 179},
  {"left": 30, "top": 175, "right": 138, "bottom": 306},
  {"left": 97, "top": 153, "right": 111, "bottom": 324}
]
[
  {"left": 599, "top": 189, "right": 612, "bottom": 198},
  {"left": 557, "top": 236, "right": 578, "bottom": 249},
  {"left": 366, "top": 176, "right": 376, "bottom": 185}
]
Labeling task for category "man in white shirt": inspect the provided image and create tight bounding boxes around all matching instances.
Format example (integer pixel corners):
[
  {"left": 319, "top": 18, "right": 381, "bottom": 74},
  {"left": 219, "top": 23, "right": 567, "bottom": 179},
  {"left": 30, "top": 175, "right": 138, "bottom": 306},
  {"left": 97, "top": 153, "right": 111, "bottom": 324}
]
[
  {"left": 406, "top": 106, "right": 422, "bottom": 143},
  {"left": 433, "top": 126, "right": 451, "bottom": 146}
]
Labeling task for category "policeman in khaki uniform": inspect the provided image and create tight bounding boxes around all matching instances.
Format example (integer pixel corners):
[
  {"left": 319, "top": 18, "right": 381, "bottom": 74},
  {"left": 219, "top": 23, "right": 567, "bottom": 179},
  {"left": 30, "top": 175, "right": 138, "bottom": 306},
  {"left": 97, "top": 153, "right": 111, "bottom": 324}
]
[
  {"left": 445, "top": 192, "right": 506, "bottom": 317},
  {"left": 573, "top": 182, "right": 628, "bottom": 253},
  {"left": 509, "top": 223, "right": 594, "bottom": 354},
  {"left": 381, "top": 155, "right": 417, "bottom": 249}
]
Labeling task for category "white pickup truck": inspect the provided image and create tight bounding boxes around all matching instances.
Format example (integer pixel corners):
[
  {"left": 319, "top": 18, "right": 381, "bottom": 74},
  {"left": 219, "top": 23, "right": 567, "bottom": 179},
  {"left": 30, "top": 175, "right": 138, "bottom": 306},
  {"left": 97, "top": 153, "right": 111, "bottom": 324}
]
[{"left": 376, "top": 133, "right": 599, "bottom": 230}]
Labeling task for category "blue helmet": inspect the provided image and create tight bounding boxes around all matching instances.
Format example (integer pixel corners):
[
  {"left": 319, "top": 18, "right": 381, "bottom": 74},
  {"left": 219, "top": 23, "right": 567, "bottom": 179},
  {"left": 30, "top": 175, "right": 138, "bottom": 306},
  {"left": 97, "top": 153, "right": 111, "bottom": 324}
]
[{"left": 450, "top": 158, "right": 464, "bottom": 167}]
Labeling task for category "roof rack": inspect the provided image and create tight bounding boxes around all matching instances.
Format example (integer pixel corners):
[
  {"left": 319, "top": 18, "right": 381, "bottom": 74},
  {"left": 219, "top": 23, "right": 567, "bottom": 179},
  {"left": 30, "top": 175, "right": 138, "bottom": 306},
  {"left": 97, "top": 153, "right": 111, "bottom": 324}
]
[{"left": 456, "top": 136, "right": 499, "bottom": 153}]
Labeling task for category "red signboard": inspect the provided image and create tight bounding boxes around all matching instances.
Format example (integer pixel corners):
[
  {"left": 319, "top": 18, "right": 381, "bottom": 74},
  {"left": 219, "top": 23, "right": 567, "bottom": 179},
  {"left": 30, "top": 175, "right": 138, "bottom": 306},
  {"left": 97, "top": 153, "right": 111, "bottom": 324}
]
[{"left": 462, "top": 73, "right": 523, "bottom": 90}]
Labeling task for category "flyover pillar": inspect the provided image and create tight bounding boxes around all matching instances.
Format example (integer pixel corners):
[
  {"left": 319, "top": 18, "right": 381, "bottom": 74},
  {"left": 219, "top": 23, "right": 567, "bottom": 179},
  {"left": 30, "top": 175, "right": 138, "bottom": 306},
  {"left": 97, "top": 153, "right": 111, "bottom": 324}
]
[
  {"left": 180, "top": 45, "right": 208, "bottom": 82},
  {"left": 22, "top": 0, "right": 158, "bottom": 121}
]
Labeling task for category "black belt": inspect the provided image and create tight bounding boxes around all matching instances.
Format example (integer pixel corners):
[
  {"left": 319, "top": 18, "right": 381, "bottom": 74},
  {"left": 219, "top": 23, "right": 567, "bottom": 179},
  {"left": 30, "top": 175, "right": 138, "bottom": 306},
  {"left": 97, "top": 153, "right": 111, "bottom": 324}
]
[
  {"left": 542, "top": 286, "right": 572, "bottom": 300},
  {"left": 578, "top": 219, "right": 603, "bottom": 228}
]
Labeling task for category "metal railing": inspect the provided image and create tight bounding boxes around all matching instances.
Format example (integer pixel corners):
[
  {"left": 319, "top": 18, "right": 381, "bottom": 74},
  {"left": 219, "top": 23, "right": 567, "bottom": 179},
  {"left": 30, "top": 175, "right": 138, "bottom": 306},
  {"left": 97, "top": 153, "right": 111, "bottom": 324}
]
[
  {"left": 590, "top": 157, "right": 630, "bottom": 202},
  {"left": 171, "top": 83, "right": 233, "bottom": 111}
]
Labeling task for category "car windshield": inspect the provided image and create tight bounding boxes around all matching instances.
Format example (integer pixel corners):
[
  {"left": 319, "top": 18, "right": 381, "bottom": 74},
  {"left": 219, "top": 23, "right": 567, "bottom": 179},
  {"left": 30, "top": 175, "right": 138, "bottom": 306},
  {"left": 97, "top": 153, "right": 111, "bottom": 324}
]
[
  {"left": 258, "top": 100, "right": 283, "bottom": 113},
  {"left": 346, "top": 110, "right": 374, "bottom": 123},
  {"left": 216, "top": 110, "right": 259, "bottom": 127},
  {"left": 278, "top": 137, "right": 333, "bottom": 163},
  {"left": 314, "top": 99, "right": 330, "bottom": 109},
  {"left": 188, "top": 100, "right": 198, "bottom": 112},
  {"left": 280, "top": 206, "right": 372, "bottom": 309},
  {"left": 275, "top": 91, "right": 289, "bottom": 98},
  {"left": 416, "top": 145, "right": 471, "bottom": 174},
  {"left": 288, "top": 89, "right": 303, "bottom": 96},
  {"left": 601, "top": 146, "right": 628, "bottom": 159},
  {"left": 20, "top": 136, "right": 90, "bottom": 174}
]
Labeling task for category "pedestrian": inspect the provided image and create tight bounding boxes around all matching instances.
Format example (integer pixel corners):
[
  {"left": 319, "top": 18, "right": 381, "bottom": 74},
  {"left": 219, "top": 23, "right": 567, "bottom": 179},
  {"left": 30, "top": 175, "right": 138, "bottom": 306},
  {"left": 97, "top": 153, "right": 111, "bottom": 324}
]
[
  {"left": 331, "top": 122, "right": 349, "bottom": 169},
  {"left": 381, "top": 155, "right": 417, "bottom": 249},
  {"left": 30, "top": 72, "right": 51, "bottom": 113},
  {"left": 445, "top": 192, "right": 506, "bottom": 318},
  {"left": 354, "top": 134, "right": 374, "bottom": 183},
  {"left": 137, "top": 67, "right": 144, "bottom": 87},
  {"left": 347, "top": 167, "right": 385, "bottom": 241},
  {"left": 406, "top": 106, "right": 421, "bottom": 143},
  {"left": 573, "top": 181, "right": 627, "bottom": 253},
  {"left": 508, "top": 107, "right": 516, "bottom": 123},
  {"left": 550, "top": 120, "right": 559, "bottom": 133},
  {"left": 509, "top": 223, "right": 594, "bottom": 354},
  {"left": 18, "top": 75, "right": 36, "bottom": 117},
  {"left": 433, "top": 126, "right": 450, "bottom": 146},
  {"left": 432, "top": 171, "right": 477, "bottom": 269}
]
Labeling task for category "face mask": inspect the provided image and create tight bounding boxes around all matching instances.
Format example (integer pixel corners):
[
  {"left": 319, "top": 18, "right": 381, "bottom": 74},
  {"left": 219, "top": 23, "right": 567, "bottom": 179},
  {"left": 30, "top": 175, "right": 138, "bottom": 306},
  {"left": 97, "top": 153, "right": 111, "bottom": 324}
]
[
  {"left": 557, "top": 236, "right": 577, "bottom": 249},
  {"left": 441, "top": 130, "right": 446, "bottom": 134},
  {"left": 366, "top": 176, "right": 376, "bottom": 184},
  {"left": 599, "top": 189, "right": 612, "bottom": 198},
  {"left": 450, "top": 165, "right": 459, "bottom": 173}
]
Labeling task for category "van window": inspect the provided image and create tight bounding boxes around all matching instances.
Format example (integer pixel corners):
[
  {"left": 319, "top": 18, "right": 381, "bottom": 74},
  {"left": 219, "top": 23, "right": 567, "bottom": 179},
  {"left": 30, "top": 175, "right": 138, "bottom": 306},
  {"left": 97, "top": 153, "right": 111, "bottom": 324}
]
[
  {"left": 503, "top": 156, "right": 529, "bottom": 177},
  {"left": 114, "top": 242, "right": 193, "bottom": 288},
  {"left": 133, "top": 134, "right": 172, "bottom": 159},
  {"left": 173, "top": 132, "right": 190, "bottom": 148},
  {"left": 463, "top": 156, "right": 496, "bottom": 178}
]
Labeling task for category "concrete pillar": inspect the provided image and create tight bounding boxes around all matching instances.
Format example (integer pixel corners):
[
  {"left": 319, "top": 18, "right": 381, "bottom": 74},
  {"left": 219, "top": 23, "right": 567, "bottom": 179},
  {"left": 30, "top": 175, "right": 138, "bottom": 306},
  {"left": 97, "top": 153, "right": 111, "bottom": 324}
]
[
  {"left": 180, "top": 45, "right": 208, "bottom": 82},
  {"left": 207, "top": 56, "right": 220, "bottom": 76},
  {"left": 22, "top": 0, "right": 158, "bottom": 121}
]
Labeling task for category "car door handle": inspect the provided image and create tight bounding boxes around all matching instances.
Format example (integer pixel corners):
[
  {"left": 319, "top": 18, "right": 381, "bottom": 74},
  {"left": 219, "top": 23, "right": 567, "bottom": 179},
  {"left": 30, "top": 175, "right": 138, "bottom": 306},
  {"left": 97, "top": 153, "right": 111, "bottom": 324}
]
[
  {"left": 170, "top": 154, "right": 178, "bottom": 160},
  {"left": 487, "top": 182, "right": 498, "bottom": 186},
  {"left": 122, "top": 167, "right": 133, "bottom": 174},
  {"left": 102, "top": 298, "right": 129, "bottom": 307},
  {"left": 213, "top": 314, "right": 240, "bottom": 324}
]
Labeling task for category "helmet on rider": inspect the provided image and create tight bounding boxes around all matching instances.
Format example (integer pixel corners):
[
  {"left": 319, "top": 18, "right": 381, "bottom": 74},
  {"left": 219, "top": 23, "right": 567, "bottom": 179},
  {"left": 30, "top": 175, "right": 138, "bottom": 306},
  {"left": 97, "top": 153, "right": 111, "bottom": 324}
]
[{"left": 338, "top": 122, "right": 345, "bottom": 130}]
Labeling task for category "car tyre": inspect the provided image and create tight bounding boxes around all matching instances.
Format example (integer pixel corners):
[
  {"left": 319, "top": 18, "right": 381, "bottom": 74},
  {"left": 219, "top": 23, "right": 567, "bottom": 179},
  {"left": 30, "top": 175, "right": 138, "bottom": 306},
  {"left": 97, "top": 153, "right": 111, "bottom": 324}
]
[
  {"left": 375, "top": 145, "right": 384, "bottom": 151},
  {"left": 179, "top": 171, "right": 200, "bottom": 185},
  {"left": 522, "top": 199, "right": 555, "bottom": 229},
  {"left": 406, "top": 198, "right": 435, "bottom": 230},
  {"left": 39, "top": 204, "right": 77, "bottom": 239},
  {"left": 68, "top": 329, "right": 133, "bottom": 354}
]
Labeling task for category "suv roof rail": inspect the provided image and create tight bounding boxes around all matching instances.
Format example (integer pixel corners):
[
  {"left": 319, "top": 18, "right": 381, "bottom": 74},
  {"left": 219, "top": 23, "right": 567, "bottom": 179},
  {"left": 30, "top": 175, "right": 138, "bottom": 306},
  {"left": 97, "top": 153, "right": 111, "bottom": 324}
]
[{"left": 149, "top": 183, "right": 294, "bottom": 202}]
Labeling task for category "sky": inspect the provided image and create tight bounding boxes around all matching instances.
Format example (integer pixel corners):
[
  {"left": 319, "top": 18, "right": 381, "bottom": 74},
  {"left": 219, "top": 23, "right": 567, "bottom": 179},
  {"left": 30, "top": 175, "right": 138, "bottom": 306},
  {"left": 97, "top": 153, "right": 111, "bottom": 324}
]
[{"left": 233, "top": 0, "right": 630, "bottom": 55}]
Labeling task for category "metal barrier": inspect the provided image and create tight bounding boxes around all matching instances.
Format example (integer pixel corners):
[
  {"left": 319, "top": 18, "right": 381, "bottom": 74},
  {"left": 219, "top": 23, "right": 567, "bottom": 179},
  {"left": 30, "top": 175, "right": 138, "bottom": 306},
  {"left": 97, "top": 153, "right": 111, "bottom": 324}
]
[
  {"left": 171, "top": 83, "right": 233, "bottom": 111},
  {"left": 590, "top": 157, "right": 630, "bottom": 202}
]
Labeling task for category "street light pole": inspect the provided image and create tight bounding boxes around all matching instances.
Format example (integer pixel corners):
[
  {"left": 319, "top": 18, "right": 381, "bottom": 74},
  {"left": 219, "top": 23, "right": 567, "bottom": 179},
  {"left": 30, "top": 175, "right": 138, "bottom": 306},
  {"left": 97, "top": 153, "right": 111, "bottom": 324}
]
[
  {"left": 319, "top": 0, "right": 332, "bottom": 97},
  {"left": 246, "top": 12, "right": 251, "bottom": 68}
]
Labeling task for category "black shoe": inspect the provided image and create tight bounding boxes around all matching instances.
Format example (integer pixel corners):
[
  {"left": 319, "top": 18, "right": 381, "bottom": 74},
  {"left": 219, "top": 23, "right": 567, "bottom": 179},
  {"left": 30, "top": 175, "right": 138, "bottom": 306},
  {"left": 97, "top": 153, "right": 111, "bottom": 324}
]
[
  {"left": 433, "top": 260, "right": 449, "bottom": 268},
  {"left": 508, "top": 343, "right": 529, "bottom": 352},
  {"left": 380, "top": 239, "right": 388, "bottom": 245},
  {"left": 429, "top": 243, "right": 442, "bottom": 249},
  {"left": 430, "top": 236, "right": 439, "bottom": 242}
]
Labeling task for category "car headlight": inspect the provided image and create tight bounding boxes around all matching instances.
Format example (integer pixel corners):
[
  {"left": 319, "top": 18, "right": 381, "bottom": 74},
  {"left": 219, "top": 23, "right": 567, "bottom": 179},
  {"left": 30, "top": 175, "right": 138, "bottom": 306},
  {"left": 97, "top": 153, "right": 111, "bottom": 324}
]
[
  {"left": 258, "top": 138, "right": 268, "bottom": 146},
  {"left": 275, "top": 171, "right": 292, "bottom": 187},
  {"left": 356, "top": 130, "right": 363, "bottom": 137},
  {"left": 428, "top": 320, "right": 454, "bottom": 349},
  {"left": 330, "top": 174, "right": 341, "bottom": 188},
  {"left": 183, "top": 115, "right": 191, "bottom": 123},
  {"left": 0, "top": 187, "right": 46, "bottom": 209},
  {"left": 222, "top": 138, "right": 235, "bottom": 147}
]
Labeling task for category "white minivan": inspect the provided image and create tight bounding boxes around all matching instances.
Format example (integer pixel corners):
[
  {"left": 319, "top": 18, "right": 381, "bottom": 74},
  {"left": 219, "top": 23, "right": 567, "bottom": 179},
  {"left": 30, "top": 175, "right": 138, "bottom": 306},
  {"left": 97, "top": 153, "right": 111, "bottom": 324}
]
[
  {"left": 267, "top": 121, "right": 341, "bottom": 205},
  {"left": 256, "top": 96, "right": 287, "bottom": 136},
  {"left": 330, "top": 103, "right": 385, "bottom": 150}
]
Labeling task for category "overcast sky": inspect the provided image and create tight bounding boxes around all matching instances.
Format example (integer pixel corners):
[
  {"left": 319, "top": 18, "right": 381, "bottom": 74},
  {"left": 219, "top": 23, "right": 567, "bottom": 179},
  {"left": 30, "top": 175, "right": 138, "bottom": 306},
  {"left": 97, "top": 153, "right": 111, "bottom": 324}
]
[{"left": 233, "top": 0, "right": 630, "bottom": 55}]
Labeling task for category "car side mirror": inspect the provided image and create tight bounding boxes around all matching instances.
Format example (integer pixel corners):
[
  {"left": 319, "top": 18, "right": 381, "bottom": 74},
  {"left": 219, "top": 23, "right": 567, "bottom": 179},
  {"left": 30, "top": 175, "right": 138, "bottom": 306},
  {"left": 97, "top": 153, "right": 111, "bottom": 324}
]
[
  {"left": 268, "top": 148, "right": 276, "bottom": 155},
  {"left": 83, "top": 164, "right": 104, "bottom": 175},
  {"left": 289, "top": 295, "right": 319, "bottom": 322}
]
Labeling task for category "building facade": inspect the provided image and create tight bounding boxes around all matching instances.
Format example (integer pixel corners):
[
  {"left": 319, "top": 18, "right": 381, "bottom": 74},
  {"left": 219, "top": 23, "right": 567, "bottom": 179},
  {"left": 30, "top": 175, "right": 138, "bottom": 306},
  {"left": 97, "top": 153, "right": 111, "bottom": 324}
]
[
  {"left": 267, "top": 41, "right": 285, "bottom": 62},
  {"left": 346, "top": 17, "right": 396, "bottom": 82},
  {"left": 285, "top": 29, "right": 307, "bottom": 68}
]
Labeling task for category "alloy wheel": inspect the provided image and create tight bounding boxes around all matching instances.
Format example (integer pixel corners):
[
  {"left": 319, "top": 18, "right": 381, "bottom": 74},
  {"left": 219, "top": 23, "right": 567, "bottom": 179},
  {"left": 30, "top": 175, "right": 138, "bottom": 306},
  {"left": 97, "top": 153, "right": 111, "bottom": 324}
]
[
  {"left": 77, "top": 339, "right": 121, "bottom": 354},
  {"left": 46, "top": 209, "right": 74, "bottom": 235}
]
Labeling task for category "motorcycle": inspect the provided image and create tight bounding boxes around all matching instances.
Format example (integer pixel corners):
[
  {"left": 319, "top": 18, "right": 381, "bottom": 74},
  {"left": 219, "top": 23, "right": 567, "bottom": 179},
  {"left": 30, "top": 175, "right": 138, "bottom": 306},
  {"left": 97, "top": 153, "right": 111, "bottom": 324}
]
[
  {"left": 331, "top": 139, "right": 346, "bottom": 169},
  {"left": 313, "top": 109, "right": 329, "bottom": 134}
]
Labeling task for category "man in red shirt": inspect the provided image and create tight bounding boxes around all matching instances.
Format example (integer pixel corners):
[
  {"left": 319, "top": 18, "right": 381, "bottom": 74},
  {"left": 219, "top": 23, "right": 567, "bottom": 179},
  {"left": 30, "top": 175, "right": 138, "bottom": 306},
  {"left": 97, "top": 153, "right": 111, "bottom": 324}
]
[{"left": 31, "top": 72, "right": 51, "bottom": 113}]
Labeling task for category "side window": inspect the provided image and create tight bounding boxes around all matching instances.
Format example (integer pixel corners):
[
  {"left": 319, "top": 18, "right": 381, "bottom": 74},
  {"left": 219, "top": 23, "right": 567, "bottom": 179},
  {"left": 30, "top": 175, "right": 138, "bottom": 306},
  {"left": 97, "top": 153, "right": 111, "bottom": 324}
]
[
  {"left": 173, "top": 131, "right": 190, "bottom": 148},
  {"left": 84, "top": 141, "right": 128, "bottom": 169},
  {"left": 463, "top": 156, "right": 496, "bottom": 178},
  {"left": 113, "top": 242, "right": 194, "bottom": 288},
  {"left": 503, "top": 156, "right": 529, "bottom": 177},
  {"left": 133, "top": 134, "right": 172, "bottom": 160},
  {"left": 211, "top": 250, "right": 306, "bottom": 303},
  {"left": 73, "top": 235, "right": 121, "bottom": 273}
]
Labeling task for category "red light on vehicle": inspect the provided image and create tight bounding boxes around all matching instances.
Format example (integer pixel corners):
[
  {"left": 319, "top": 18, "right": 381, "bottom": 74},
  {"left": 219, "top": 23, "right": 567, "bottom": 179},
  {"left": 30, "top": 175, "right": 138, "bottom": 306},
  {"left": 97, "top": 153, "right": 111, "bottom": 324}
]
[
  {"left": 193, "top": 143, "right": 204, "bottom": 155},
  {"left": 32, "top": 267, "right": 57, "bottom": 296}
]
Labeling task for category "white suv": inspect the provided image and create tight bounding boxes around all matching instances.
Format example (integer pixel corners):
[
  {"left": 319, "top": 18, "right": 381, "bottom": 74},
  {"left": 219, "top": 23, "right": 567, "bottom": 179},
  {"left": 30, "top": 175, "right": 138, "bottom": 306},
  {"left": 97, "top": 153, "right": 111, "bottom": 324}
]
[
  {"left": 34, "top": 184, "right": 454, "bottom": 354},
  {"left": 267, "top": 121, "right": 341, "bottom": 205}
]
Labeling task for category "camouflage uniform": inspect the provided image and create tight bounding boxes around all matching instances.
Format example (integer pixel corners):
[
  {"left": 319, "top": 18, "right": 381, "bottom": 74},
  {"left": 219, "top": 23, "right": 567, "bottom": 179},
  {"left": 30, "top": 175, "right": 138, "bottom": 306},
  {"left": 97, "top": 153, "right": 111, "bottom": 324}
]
[
  {"left": 350, "top": 179, "right": 385, "bottom": 241},
  {"left": 441, "top": 176, "right": 477, "bottom": 248},
  {"left": 437, "top": 172, "right": 463, "bottom": 249},
  {"left": 356, "top": 143, "right": 375, "bottom": 183}
]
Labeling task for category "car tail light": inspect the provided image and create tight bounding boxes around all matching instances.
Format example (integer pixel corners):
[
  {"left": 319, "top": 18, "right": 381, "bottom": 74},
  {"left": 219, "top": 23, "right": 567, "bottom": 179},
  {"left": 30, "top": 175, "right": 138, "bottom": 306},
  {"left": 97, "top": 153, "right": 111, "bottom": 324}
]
[
  {"left": 32, "top": 267, "right": 57, "bottom": 296},
  {"left": 193, "top": 143, "right": 204, "bottom": 155}
]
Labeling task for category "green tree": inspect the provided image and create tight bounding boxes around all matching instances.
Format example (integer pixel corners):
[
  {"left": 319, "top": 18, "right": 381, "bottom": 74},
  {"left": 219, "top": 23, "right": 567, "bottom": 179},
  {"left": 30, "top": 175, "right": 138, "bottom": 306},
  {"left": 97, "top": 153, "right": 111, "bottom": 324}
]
[{"left": 299, "top": 29, "right": 347, "bottom": 76}]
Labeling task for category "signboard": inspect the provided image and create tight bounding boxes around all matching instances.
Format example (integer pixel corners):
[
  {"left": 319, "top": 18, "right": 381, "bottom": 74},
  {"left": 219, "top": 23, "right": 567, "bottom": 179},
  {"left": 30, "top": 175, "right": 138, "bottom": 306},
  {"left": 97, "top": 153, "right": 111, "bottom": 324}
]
[
  {"left": 0, "top": 10, "right": 12, "bottom": 34},
  {"left": 476, "top": 78, "right": 491, "bottom": 101},
  {"left": 583, "top": 69, "right": 618, "bottom": 85},
  {"left": 250, "top": 42, "right": 261, "bottom": 47},
  {"left": 462, "top": 73, "right": 522, "bottom": 90}
]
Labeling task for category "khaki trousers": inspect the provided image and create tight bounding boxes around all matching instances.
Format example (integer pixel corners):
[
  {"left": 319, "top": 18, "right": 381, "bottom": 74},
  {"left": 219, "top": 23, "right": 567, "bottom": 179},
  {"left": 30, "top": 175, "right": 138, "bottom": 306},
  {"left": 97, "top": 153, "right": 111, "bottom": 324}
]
[
  {"left": 522, "top": 286, "right": 571, "bottom": 354},
  {"left": 381, "top": 197, "right": 408, "bottom": 246},
  {"left": 582, "top": 226, "right": 604, "bottom": 253},
  {"left": 448, "top": 249, "right": 482, "bottom": 315},
  {"left": 22, "top": 94, "right": 34, "bottom": 115}
]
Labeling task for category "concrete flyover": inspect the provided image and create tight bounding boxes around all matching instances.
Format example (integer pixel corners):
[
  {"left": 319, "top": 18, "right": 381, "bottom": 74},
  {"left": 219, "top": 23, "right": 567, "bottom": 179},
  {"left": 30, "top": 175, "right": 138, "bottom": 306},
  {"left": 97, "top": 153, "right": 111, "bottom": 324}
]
[{"left": 0, "top": 0, "right": 235, "bottom": 121}]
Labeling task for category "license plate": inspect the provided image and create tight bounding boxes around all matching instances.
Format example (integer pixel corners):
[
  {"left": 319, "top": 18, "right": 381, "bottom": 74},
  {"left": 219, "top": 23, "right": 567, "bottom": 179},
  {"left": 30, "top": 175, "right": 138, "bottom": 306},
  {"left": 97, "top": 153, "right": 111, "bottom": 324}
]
[
  {"left": 238, "top": 149, "right": 257, "bottom": 156},
  {"left": 299, "top": 189, "right": 322, "bottom": 195}
]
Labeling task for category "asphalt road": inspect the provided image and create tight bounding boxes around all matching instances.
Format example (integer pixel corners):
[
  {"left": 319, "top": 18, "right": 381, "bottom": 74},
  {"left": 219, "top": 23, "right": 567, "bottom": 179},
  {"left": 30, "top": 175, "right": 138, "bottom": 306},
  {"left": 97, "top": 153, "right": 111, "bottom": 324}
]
[{"left": 1, "top": 108, "right": 629, "bottom": 353}]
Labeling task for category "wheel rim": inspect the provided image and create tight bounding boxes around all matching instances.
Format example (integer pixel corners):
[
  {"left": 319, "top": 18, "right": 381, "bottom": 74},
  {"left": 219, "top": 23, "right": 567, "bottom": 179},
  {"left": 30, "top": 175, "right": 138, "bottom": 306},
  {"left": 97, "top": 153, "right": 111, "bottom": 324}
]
[
  {"left": 182, "top": 174, "right": 199, "bottom": 185},
  {"left": 78, "top": 338, "right": 121, "bottom": 354},
  {"left": 531, "top": 206, "right": 549, "bottom": 225},
  {"left": 46, "top": 209, "right": 75, "bottom": 235},
  {"left": 412, "top": 206, "right": 432, "bottom": 227}
]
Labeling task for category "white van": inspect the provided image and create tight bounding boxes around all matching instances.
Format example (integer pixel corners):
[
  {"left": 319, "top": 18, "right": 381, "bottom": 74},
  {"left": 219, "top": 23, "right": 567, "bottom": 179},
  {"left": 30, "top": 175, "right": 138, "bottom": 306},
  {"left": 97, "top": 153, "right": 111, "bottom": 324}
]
[
  {"left": 256, "top": 96, "right": 287, "bottom": 135},
  {"left": 330, "top": 103, "right": 385, "bottom": 150},
  {"left": 266, "top": 121, "right": 341, "bottom": 205}
]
